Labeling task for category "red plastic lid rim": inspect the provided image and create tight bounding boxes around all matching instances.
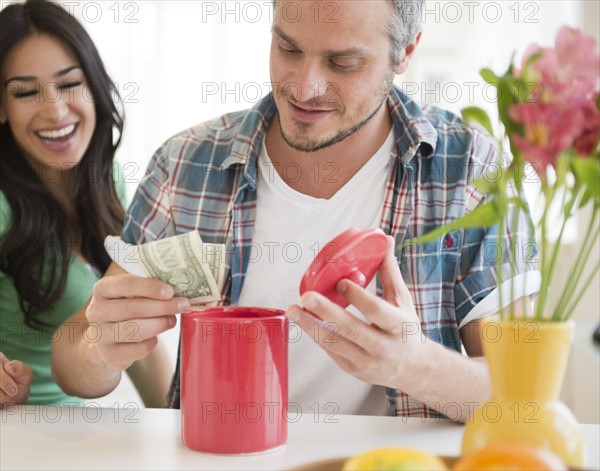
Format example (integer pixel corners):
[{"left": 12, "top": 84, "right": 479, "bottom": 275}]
[{"left": 299, "top": 227, "right": 388, "bottom": 309}]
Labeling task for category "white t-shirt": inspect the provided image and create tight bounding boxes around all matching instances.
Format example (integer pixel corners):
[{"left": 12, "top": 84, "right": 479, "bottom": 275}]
[{"left": 238, "top": 130, "right": 395, "bottom": 415}]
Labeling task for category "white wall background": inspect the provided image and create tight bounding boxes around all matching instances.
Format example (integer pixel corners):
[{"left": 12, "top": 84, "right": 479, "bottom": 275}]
[
  {"left": 26, "top": 1, "right": 596, "bottom": 419},
  {"left": 66, "top": 0, "right": 587, "bottom": 200}
]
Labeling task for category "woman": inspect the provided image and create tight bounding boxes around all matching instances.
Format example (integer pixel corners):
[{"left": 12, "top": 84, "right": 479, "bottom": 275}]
[{"left": 0, "top": 0, "right": 171, "bottom": 407}]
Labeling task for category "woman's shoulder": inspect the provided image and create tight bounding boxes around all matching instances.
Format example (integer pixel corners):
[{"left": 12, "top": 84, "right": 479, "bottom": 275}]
[
  {"left": 0, "top": 190, "right": 12, "bottom": 235},
  {"left": 0, "top": 191, "right": 11, "bottom": 278}
]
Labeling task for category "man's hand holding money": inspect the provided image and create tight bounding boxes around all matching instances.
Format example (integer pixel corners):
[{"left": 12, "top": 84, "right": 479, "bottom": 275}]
[
  {"left": 85, "top": 264, "right": 188, "bottom": 371},
  {"left": 81, "top": 232, "right": 225, "bottom": 374}
]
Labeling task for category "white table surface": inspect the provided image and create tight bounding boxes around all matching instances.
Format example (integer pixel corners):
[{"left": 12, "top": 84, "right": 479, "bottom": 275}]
[{"left": 1, "top": 406, "right": 598, "bottom": 470}]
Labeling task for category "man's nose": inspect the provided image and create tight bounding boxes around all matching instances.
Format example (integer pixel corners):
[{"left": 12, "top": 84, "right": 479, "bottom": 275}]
[{"left": 293, "top": 60, "right": 331, "bottom": 104}]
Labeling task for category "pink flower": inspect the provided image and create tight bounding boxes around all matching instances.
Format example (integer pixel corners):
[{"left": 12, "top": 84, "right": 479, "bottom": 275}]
[
  {"left": 553, "top": 26, "right": 600, "bottom": 88},
  {"left": 509, "top": 102, "right": 586, "bottom": 173},
  {"left": 509, "top": 27, "right": 600, "bottom": 172},
  {"left": 518, "top": 27, "right": 599, "bottom": 102},
  {"left": 573, "top": 102, "right": 600, "bottom": 156}
]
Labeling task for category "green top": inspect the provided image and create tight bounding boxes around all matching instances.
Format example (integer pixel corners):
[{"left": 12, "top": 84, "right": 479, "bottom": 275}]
[{"left": 0, "top": 177, "right": 126, "bottom": 405}]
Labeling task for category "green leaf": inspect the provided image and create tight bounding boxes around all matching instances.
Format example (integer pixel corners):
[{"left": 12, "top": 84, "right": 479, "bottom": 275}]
[
  {"left": 522, "top": 51, "right": 543, "bottom": 79},
  {"left": 473, "top": 161, "right": 510, "bottom": 194},
  {"left": 480, "top": 68, "right": 499, "bottom": 86},
  {"left": 506, "top": 53, "right": 516, "bottom": 76},
  {"left": 579, "top": 188, "right": 593, "bottom": 208},
  {"left": 404, "top": 201, "right": 500, "bottom": 246},
  {"left": 461, "top": 107, "right": 494, "bottom": 136},
  {"left": 472, "top": 174, "right": 502, "bottom": 194},
  {"left": 572, "top": 158, "right": 600, "bottom": 203},
  {"left": 496, "top": 80, "right": 519, "bottom": 133},
  {"left": 506, "top": 158, "right": 527, "bottom": 194}
]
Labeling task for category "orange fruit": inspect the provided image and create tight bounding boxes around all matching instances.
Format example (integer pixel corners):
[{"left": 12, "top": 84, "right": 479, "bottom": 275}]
[
  {"left": 342, "top": 447, "right": 448, "bottom": 470},
  {"left": 453, "top": 443, "right": 567, "bottom": 470}
]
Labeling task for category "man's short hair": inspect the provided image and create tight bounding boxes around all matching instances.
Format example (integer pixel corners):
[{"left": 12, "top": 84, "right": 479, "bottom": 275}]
[
  {"left": 272, "top": 0, "right": 425, "bottom": 68},
  {"left": 387, "top": 0, "right": 425, "bottom": 67}
]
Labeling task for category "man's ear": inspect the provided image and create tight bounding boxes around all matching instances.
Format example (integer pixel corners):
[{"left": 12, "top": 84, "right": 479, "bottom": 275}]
[{"left": 394, "top": 31, "right": 423, "bottom": 75}]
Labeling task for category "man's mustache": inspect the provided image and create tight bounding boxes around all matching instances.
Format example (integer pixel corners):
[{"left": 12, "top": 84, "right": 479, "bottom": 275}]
[{"left": 277, "top": 83, "right": 344, "bottom": 112}]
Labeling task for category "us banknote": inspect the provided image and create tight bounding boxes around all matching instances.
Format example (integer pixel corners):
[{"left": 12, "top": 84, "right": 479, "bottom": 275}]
[{"left": 104, "top": 232, "right": 225, "bottom": 305}]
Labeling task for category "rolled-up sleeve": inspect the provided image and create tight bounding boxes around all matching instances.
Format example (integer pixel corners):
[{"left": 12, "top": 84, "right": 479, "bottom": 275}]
[{"left": 454, "top": 192, "right": 540, "bottom": 328}]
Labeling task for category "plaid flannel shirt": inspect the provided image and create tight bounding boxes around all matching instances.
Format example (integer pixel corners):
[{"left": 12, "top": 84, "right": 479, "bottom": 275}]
[{"left": 122, "top": 87, "right": 536, "bottom": 416}]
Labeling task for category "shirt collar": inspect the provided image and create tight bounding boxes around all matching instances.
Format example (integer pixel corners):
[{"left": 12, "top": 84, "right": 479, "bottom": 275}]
[
  {"left": 387, "top": 86, "right": 438, "bottom": 163},
  {"left": 220, "top": 94, "right": 276, "bottom": 187},
  {"left": 220, "top": 86, "right": 439, "bottom": 180}
]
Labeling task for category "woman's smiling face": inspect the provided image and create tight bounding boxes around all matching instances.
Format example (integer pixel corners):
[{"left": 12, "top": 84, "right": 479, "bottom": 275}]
[{"left": 0, "top": 33, "right": 96, "bottom": 178}]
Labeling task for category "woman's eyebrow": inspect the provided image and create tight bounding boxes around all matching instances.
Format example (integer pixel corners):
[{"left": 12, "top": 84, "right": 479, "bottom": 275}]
[
  {"left": 53, "top": 65, "right": 81, "bottom": 77},
  {"left": 4, "top": 65, "right": 81, "bottom": 87}
]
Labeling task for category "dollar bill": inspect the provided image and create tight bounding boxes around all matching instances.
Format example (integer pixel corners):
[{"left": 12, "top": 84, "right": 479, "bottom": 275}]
[
  {"left": 203, "top": 243, "right": 226, "bottom": 292},
  {"left": 104, "top": 232, "right": 225, "bottom": 306},
  {"left": 137, "top": 232, "right": 220, "bottom": 305}
]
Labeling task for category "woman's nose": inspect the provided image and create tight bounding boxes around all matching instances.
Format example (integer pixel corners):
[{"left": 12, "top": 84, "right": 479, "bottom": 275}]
[{"left": 39, "top": 84, "right": 69, "bottom": 122}]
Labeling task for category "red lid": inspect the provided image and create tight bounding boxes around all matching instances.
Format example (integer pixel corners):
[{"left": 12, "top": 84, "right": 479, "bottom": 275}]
[{"left": 299, "top": 228, "right": 388, "bottom": 308}]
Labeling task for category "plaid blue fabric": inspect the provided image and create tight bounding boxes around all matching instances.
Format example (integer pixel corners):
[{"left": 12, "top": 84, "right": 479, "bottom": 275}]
[{"left": 122, "top": 87, "right": 535, "bottom": 416}]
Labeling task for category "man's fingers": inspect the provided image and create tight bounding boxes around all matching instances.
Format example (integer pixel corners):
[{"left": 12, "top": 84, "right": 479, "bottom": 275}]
[
  {"left": 287, "top": 305, "right": 346, "bottom": 350},
  {"left": 284, "top": 306, "right": 374, "bottom": 381},
  {"left": 334, "top": 235, "right": 418, "bottom": 335},
  {"left": 379, "top": 236, "right": 411, "bottom": 307},
  {"left": 337, "top": 279, "right": 411, "bottom": 335},
  {"left": 87, "top": 296, "right": 189, "bottom": 323},
  {"left": 91, "top": 316, "right": 177, "bottom": 344},
  {"left": 299, "top": 292, "right": 378, "bottom": 346},
  {"left": 93, "top": 274, "right": 176, "bottom": 301}
]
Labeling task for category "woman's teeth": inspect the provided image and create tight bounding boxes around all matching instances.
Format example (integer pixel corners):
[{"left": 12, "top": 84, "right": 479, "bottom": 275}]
[{"left": 37, "top": 124, "right": 76, "bottom": 140}]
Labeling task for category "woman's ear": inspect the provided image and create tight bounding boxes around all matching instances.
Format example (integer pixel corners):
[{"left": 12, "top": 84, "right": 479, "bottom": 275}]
[{"left": 394, "top": 31, "right": 423, "bottom": 76}]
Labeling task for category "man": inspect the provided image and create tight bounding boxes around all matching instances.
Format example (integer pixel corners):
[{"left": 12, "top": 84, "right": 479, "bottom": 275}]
[{"left": 52, "top": 0, "right": 538, "bottom": 421}]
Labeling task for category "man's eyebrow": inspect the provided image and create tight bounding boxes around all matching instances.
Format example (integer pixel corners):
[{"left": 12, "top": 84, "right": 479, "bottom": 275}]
[
  {"left": 324, "top": 47, "right": 369, "bottom": 58},
  {"left": 4, "top": 66, "right": 81, "bottom": 87},
  {"left": 272, "top": 25, "right": 300, "bottom": 49},
  {"left": 272, "top": 25, "right": 369, "bottom": 58}
]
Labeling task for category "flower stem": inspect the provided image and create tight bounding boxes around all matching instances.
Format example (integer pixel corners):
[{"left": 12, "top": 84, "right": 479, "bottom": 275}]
[
  {"left": 552, "top": 211, "right": 599, "bottom": 320},
  {"left": 509, "top": 196, "right": 521, "bottom": 320},
  {"left": 563, "top": 263, "right": 600, "bottom": 320},
  {"left": 496, "top": 213, "right": 505, "bottom": 319},
  {"left": 542, "top": 188, "right": 581, "bottom": 318},
  {"left": 535, "top": 182, "right": 556, "bottom": 320}
]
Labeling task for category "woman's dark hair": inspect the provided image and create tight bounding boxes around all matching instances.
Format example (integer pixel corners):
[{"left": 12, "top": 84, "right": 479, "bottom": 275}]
[{"left": 0, "top": 0, "right": 125, "bottom": 329}]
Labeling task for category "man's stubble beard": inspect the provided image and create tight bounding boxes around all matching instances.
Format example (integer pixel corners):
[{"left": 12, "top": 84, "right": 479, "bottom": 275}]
[{"left": 276, "top": 72, "right": 395, "bottom": 153}]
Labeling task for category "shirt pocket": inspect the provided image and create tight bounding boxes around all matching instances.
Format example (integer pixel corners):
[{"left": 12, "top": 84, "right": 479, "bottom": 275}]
[{"left": 399, "top": 230, "right": 462, "bottom": 286}]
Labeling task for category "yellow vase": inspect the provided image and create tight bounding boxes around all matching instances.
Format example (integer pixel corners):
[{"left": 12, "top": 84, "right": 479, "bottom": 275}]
[{"left": 461, "top": 318, "right": 584, "bottom": 468}]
